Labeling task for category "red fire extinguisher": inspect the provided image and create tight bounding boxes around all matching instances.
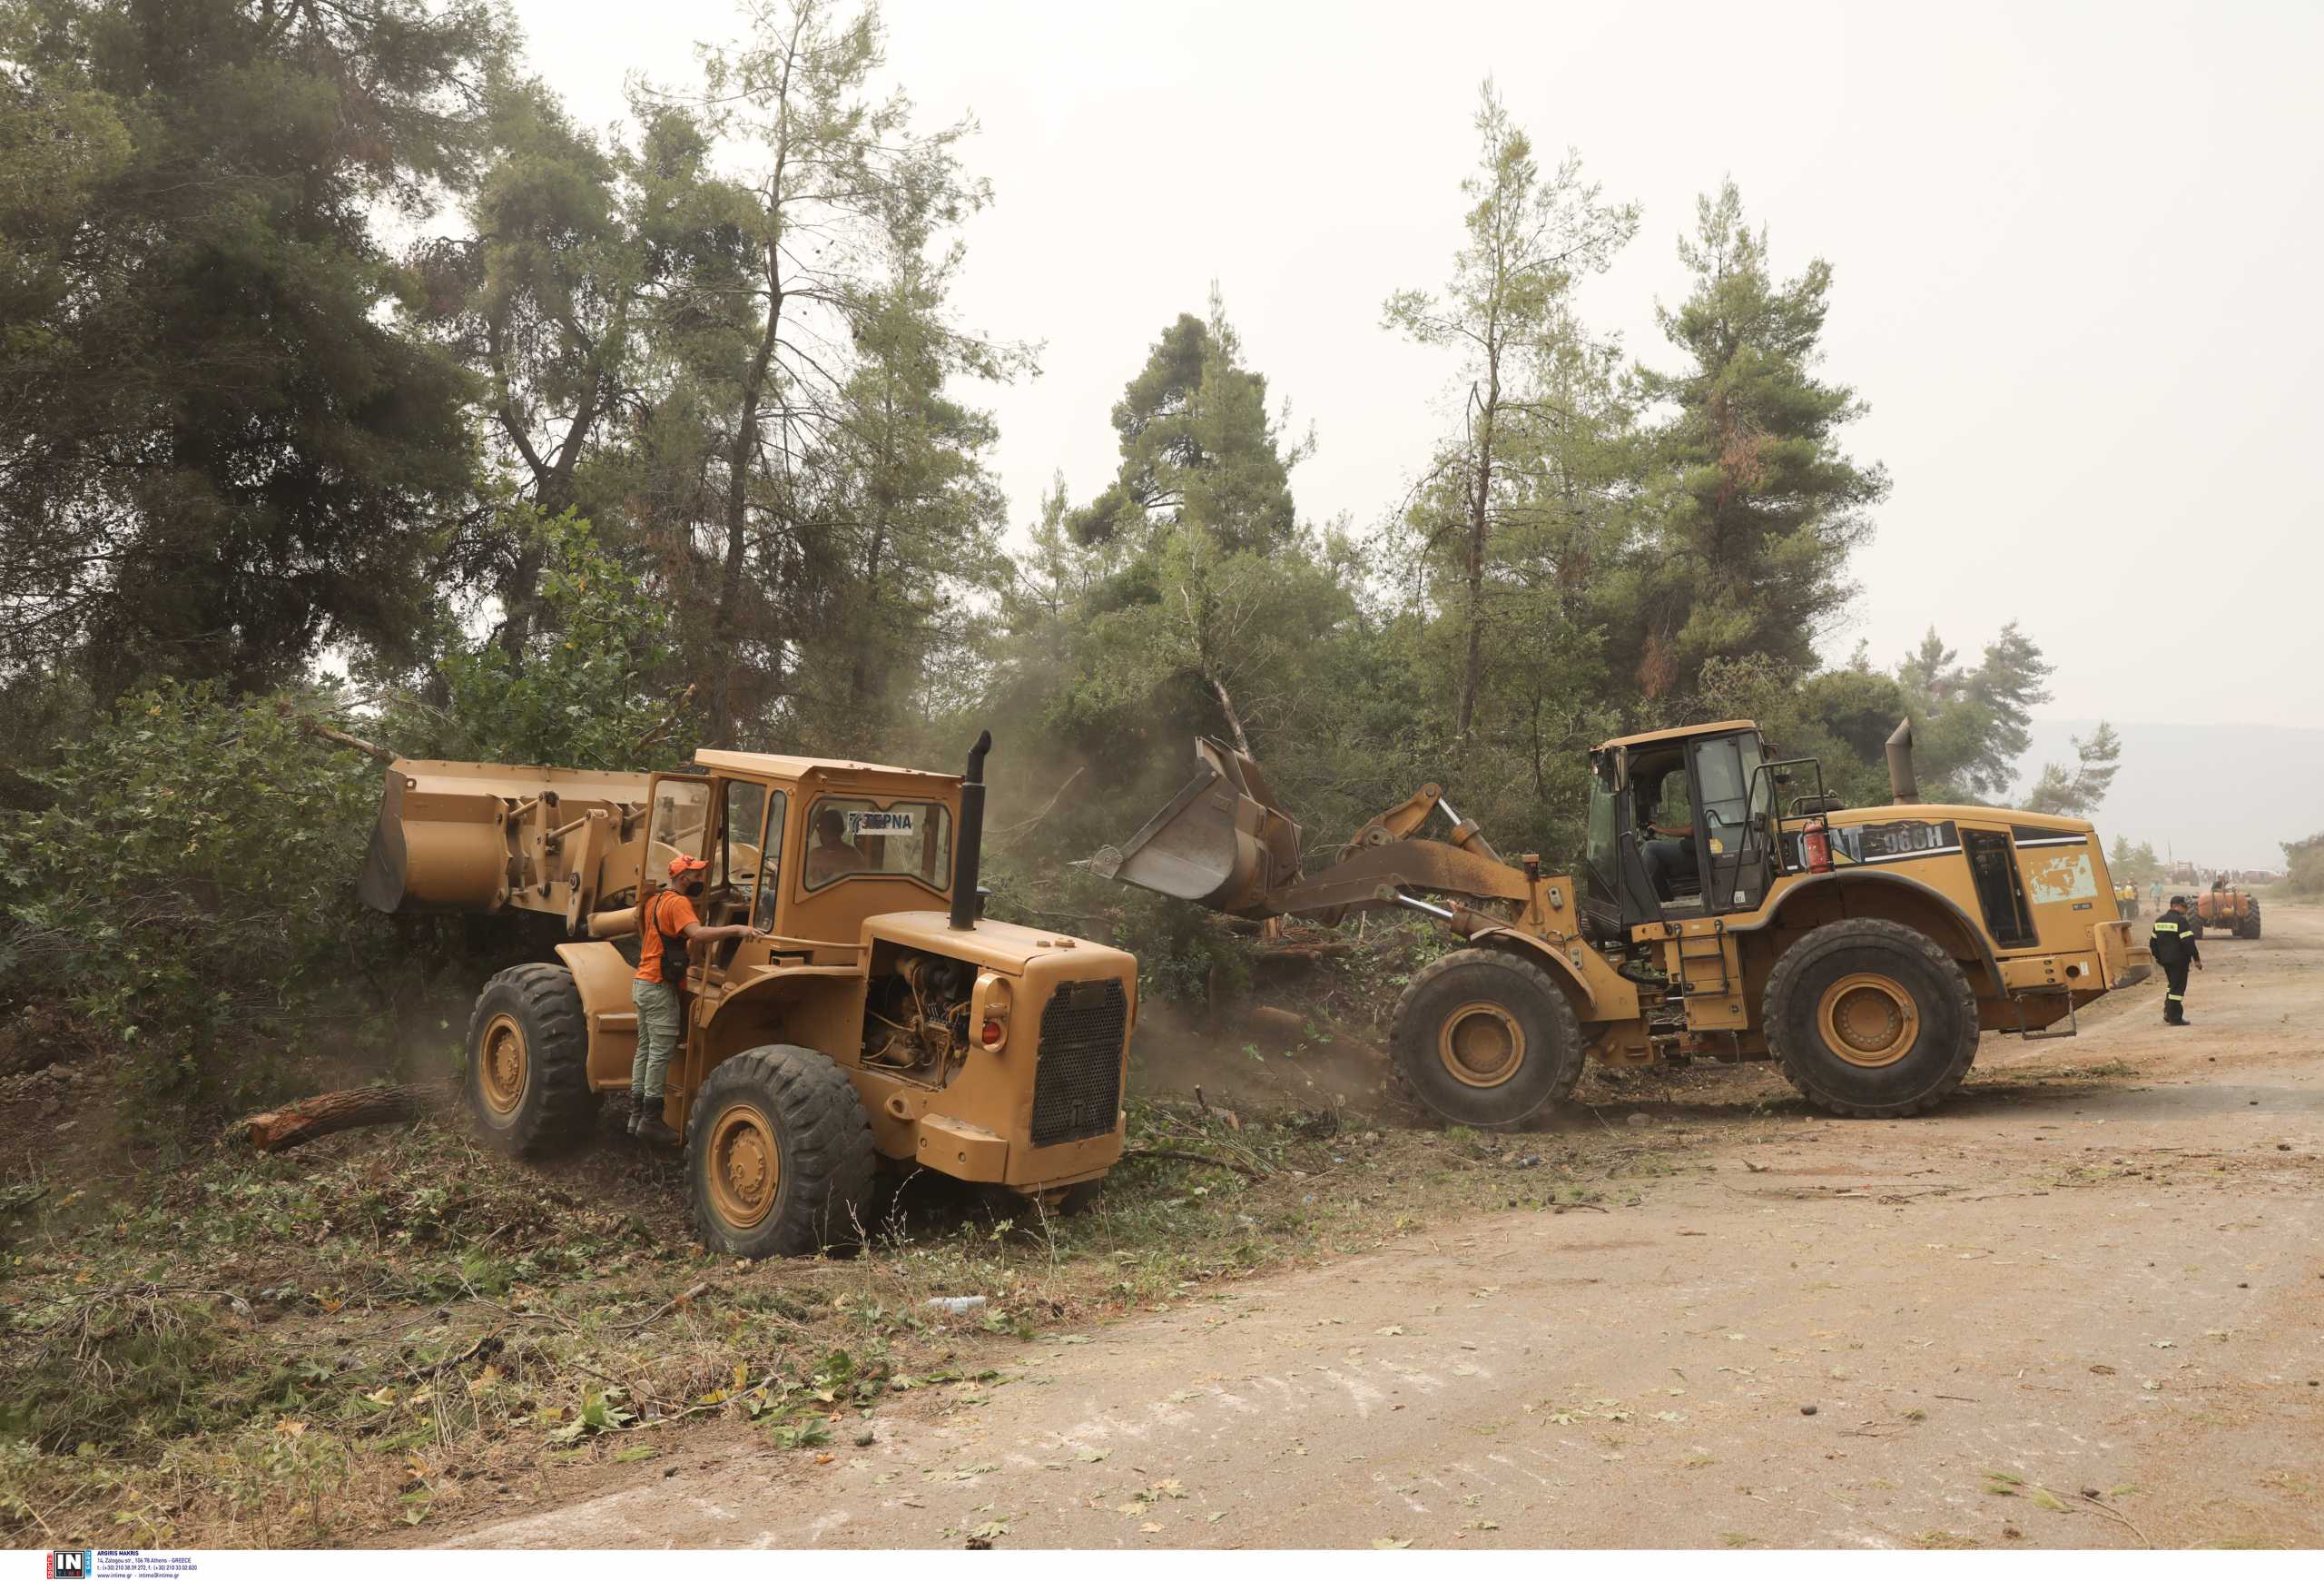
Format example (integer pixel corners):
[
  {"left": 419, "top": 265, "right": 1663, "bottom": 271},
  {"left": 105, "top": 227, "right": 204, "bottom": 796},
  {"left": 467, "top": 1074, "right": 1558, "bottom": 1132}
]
[{"left": 1802, "top": 820, "right": 1833, "bottom": 874}]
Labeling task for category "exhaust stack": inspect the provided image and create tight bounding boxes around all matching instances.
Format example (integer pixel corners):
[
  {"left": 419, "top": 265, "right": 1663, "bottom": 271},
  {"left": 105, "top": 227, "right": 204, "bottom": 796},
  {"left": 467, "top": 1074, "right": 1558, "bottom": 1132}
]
[
  {"left": 949, "top": 728, "right": 992, "bottom": 930},
  {"left": 1886, "top": 718, "right": 1920, "bottom": 805}
]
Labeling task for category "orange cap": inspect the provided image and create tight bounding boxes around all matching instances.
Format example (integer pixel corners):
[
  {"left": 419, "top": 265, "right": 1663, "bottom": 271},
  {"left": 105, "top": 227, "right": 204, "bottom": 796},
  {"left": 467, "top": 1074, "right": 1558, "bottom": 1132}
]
[{"left": 667, "top": 854, "right": 709, "bottom": 877}]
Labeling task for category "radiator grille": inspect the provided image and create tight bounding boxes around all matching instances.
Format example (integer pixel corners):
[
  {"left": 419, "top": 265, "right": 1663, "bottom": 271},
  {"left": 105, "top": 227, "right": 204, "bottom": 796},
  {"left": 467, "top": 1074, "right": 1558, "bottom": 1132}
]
[{"left": 1031, "top": 978, "right": 1128, "bottom": 1148}]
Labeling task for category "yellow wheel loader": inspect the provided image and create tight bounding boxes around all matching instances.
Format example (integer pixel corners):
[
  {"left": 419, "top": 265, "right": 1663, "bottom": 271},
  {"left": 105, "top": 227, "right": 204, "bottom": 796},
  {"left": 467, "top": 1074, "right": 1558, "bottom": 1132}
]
[
  {"left": 1097, "top": 720, "right": 2149, "bottom": 1126},
  {"left": 361, "top": 733, "right": 1136, "bottom": 1258}
]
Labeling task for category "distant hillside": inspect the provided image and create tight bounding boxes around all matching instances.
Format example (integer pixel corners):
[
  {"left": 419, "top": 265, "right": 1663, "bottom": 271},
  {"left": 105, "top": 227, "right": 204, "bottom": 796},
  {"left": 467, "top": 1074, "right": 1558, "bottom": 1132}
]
[{"left": 2014, "top": 719, "right": 2324, "bottom": 871}]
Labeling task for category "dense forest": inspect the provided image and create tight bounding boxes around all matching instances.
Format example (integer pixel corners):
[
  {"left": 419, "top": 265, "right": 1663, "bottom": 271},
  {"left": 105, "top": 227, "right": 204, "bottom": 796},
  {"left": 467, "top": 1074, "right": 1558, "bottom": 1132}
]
[{"left": 2, "top": 0, "right": 2155, "bottom": 1112}]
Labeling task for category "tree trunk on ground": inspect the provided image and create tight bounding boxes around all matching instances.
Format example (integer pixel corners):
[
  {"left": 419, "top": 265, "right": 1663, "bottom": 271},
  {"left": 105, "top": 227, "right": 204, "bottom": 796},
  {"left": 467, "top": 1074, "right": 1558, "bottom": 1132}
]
[{"left": 239, "top": 1085, "right": 429, "bottom": 1153}]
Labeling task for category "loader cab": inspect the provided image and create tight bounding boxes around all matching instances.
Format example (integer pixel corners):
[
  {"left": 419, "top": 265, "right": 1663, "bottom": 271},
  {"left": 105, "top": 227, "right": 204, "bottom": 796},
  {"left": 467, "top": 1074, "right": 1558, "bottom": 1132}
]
[
  {"left": 694, "top": 750, "right": 960, "bottom": 954},
  {"left": 633, "top": 751, "right": 961, "bottom": 975},
  {"left": 1582, "top": 721, "right": 1776, "bottom": 936}
]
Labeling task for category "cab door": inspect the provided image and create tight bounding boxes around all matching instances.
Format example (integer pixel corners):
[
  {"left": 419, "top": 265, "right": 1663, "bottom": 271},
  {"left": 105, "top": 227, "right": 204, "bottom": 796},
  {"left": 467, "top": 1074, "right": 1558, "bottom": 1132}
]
[
  {"left": 701, "top": 776, "right": 788, "bottom": 984},
  {"left": 1584, "top": 749, "right": 1668, "bottom": 934},
  {"left": 639, "top": 772, "right": 712, "bottom": 978},
  {"left": 1687, "top": 731, "right": 1774, "bottom": 914}
]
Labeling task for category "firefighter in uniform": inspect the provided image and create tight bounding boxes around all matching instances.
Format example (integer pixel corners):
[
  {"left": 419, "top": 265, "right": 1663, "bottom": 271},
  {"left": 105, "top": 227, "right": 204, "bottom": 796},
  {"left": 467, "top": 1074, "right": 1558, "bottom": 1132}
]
[{"left": 2149, "top": 894, "right": 2203, "bottom": 1026}]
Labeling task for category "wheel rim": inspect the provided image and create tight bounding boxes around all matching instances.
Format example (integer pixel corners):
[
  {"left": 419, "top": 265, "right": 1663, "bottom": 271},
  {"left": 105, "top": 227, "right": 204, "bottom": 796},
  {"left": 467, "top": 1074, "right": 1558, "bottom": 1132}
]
[
  {"left": 1438, "top": 1000, "right": 1526, "bottom": 1088},
  {"left": 1816, "top": 973, "right": 1921, "bottom": 1067},
  {"left": 477, "top": 1013, "right": 528, "bottom": 1117},
  {"left": 704, "top": 1101, "right": 782, "bottom": 1230}
]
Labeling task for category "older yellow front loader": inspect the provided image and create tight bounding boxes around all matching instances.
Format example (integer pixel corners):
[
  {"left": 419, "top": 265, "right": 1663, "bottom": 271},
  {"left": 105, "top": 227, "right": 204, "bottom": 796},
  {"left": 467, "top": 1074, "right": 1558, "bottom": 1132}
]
[
  {"left": 1098, "top": 721, "right": 2148, "bottom": 1126},
  {"left": 361, "top": 733, "right": 1137, "bottom": 1258}
]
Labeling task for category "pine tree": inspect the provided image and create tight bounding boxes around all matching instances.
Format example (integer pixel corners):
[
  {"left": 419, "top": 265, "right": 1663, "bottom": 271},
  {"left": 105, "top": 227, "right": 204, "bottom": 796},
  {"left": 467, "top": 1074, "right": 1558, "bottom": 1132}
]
[
  {"left": 0, "top": 0, "right": 508, "bottom": 692},
  {"left": 1628, "top": 181, "right": 1887, "bottom": 701},
  {"left": 1068, "top": 287, "right": 1307, "bottom": 554},
  {"left": 411, "top": 76, "right": 655, "bottom": 665},
  {"left": 620, "top": 0, "right": 1029, "bottom": 746},
  {"left": 2024, "top": 721, "right": 2122, "bottom": 817},
  {"left": 1384, "top": 82, "right": 1636, "bottom": 750}
]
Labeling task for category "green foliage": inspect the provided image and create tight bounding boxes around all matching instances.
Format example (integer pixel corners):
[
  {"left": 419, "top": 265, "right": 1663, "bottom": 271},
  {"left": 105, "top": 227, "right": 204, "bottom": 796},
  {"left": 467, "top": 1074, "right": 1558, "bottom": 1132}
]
[
  {"left": 0, "top": 0, "right": 506, "bottom": 690},
  {"left": 1069, "top": 290, "right": 1308, "bottom": 554},
  {"left": 1383, "top": 81, "right": 1638, "bottom": 749},
  {"left": 614, "top": 0, "right": 1029, "bottom": 748},
  {"left": 2109, "top": 835, "right": 2163, "bottom": 885},
  {"left": 2024, "top": 721, "right": 2122, "bottom": 817},
  {"left": 1626, "top": 180, "right": 1889, "bottom": 702},
  {"left": 1896, "top": 623, "right": 2053, "bottom": 801},
  {"left": 0, "top": 681, "right": 399, "bottom": 1105},
  {"left": 400, "top": 509, "right": 697, "bottom": 772},
  {"left": 2283, "top": 832, "right": 2324, "bottom": 896}
]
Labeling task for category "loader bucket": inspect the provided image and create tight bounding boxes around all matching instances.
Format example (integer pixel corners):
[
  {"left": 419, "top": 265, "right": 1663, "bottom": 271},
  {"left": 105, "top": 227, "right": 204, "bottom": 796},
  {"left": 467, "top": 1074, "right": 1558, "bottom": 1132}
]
[
  {"left": 1090, "top": 738, "right": 1304, "bottom": 917},
  {"left": 359, "top": 759, "right": 653, "bottom": 915}
]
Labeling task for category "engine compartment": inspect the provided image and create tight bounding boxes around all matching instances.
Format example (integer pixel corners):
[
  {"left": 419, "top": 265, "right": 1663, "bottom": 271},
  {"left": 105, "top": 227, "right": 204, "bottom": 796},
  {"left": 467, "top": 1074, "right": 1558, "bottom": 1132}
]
[{"left": 860, "top": 950, "right": 975, "bottom": 1078}]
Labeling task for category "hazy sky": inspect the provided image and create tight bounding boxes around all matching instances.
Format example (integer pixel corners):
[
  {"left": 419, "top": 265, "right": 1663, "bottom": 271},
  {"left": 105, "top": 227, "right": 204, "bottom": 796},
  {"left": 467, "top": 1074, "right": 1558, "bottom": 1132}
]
[{"left": 511, "top": 0, "right": 2323, "bottom": 732}]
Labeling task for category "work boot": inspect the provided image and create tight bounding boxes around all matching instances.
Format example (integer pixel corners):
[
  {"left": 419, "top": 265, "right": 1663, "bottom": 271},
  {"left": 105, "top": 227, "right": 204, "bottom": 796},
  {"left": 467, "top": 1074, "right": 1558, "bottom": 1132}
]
[{"left": 633, "top": 1103, "right": 680, "bottom": 1148}]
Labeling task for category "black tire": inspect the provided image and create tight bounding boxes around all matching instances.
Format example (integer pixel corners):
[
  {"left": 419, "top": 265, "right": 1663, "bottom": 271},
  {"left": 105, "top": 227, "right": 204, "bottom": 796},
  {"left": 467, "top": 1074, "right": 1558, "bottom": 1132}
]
[
  {"left": 687, "top": 1045, "right": 878, "bottom": 1260},
  {"left": 2188, "top": 917, "right": 2205, "bottom": 942},
  {"left": 1763, "top": 917, "right": 1979, "bottom": 1118},
  {"left": 1390, "top": 947, "right": 1584, "bottom": 1127},
  {"left": 466, "top": 963, "right": 597, "bottom": 1156},
  {"left": 2239, "top": 905, "right": 2261, "bottom": 941},
  {"left": 1052, "top": 1179, "right": 1104, "bottom": 1216}
]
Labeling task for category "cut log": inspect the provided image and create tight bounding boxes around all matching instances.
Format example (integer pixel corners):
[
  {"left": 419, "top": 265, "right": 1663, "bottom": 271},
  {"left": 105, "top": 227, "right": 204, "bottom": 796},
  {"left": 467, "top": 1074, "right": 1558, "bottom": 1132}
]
[{"left": 240, "top": 1085, "right": 428, "bottom": 1153}]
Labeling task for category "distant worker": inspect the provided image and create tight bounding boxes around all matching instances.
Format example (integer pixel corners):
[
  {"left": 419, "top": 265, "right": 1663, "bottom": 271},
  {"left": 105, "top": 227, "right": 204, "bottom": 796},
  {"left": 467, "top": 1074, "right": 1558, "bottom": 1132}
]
[
  {"left": 2148, "top": 895, "right": 2204, "bottom": 1027},
  {"left": 630, "top": 854, "right": 763, "bottom": 1145},
  {"left": 805, "top": 806, "right": 872, "bottom": 885},
  {"left": 2150, "top": 879, "right": 2162, "bottom": 911}
]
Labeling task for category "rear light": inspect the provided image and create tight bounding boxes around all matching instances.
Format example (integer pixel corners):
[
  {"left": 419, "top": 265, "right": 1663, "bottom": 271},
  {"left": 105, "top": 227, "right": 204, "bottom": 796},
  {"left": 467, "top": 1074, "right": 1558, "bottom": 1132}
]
[
  {"left": 1803, "top": 822, "right": 1832, "bottom": 874},
  {"left": 980, "top": 1018, "right": 1006, "bottom": 1049}
]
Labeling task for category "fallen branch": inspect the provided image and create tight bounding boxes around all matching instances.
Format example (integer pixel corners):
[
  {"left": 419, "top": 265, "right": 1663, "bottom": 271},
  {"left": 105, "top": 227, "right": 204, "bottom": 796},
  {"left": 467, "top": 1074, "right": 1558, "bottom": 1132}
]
[
  {"left": 408, "top": 1328, "right": 507, "bottom": 1383},
  {"left": 634, "top": 682, "right": 699, "bottom": 753},
  {"left": 611, "top": 1280, "right": 713, "bottom": 1336},
  {"left": 993, "top": 766, "right": 1085, "bottom": 844},
  {"left": 236, "top": 1084, "right": 428, "bottom": 1153},
  {"left": 1123, "top": 1146, "right": 1269, "bottom": 1181},
  {"left": 278, "top": 700, "right": 395, "bottom": 763},
  {"left": 2076, "top": 1490, "right": 2153, "bottom": 1547}
]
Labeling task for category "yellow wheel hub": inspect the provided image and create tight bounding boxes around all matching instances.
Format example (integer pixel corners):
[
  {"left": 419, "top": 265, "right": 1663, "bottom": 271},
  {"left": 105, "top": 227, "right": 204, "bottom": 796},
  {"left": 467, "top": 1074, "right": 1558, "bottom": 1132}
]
[
  {"left": 1438, "top": 1001, "right": 1526, "bottom": 1089},
  {"left": 478, "top": 1013, "right": 527, "bottom": 1116},
  {"left": 705, "top": 1102, "right": 782, "bottom": 1230},
  {"left": 1817, "top": 973, "right": 1921, "bottom": 1068}
]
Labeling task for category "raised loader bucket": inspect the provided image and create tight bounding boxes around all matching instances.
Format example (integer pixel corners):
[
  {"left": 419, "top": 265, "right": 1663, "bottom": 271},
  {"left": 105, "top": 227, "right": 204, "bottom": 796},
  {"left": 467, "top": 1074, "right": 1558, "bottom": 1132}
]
[
  {"left": 1090, "top": 738, "right": 1304, "bottom": 917},
  {"left": 359, "top": 759, "right": 654, "bottom": 918}
]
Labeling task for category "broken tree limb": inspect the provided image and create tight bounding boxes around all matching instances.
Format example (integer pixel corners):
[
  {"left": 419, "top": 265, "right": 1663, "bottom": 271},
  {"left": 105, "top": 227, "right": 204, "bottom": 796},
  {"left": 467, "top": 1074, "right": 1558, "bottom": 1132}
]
[
  {"left": 992, "top": 766, "right": 1086, "bottom": 844},
  {"left": 276, "top": 700, "right": 396, "bottom": 763},
  {"left": 633, "top": 682, "right": 699, "bottom": 753},
  {"left": 1123, "top": 1146, "right": 1268, "bottom": 1181},
  {"left": 612, "top": 1280, "right": 713, "bottom": 1335},
  {"left": 237, "top": 1084, "right": 428, "bottom": 1153}
]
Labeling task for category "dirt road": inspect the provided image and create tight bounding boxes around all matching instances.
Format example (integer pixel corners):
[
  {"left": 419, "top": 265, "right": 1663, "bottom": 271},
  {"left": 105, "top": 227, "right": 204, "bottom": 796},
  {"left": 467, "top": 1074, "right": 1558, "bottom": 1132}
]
[{"left": 453, "top": 905, "right": 2324, "bottom": 1550}]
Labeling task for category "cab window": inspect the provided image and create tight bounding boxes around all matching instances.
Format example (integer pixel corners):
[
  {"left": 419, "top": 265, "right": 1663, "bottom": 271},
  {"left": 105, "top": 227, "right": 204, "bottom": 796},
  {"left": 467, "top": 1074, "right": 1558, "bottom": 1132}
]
[
  {"left": 1691, "top": 735, "right": 1761, "bottom": 847},
  {"left": 801, "top": 797, "right": 953, "bottom": 893},
  {"left": 711, "top": 782, "right": 786, "bottom": 933},
  {"left": 1584, "top": 765, "right": 1618, "bottom": 892},
  {"left": 645, "top": 777, "right": 711, "bottom": 880}
]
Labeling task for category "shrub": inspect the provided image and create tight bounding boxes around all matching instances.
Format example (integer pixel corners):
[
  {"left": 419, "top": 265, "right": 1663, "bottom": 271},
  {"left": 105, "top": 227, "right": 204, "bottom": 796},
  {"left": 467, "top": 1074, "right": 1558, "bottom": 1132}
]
[{"left": 0, "top": 682, "right": 411, "bottom": 1110}]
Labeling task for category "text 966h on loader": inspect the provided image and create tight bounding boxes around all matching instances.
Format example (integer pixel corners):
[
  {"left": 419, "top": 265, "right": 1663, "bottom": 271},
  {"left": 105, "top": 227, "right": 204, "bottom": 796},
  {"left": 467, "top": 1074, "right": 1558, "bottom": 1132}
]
[
  {"left": 359, "top": 732, "right": 1136, "bottom": 1258},
  {"left": 1098, "top": 719, "right": 2148, "bottom": 1125}
]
